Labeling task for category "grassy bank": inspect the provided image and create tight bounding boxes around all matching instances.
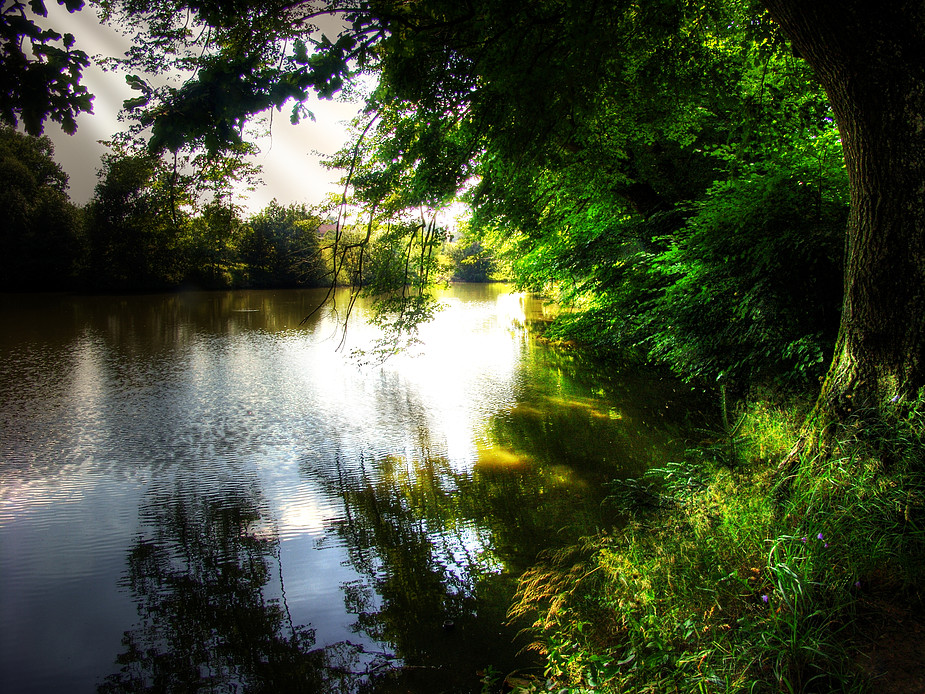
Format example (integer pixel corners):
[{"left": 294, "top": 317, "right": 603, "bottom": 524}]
[{"left": 508, "top": 392, "right": 925, "bottom": 693}]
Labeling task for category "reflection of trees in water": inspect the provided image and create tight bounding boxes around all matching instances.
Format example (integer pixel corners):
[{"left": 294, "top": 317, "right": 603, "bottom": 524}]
[
  {"left": 308, "top": 443, "right": 608, "bottom": 689},
  {"left": 473, "top": 358, "right": 711, "bottom": 560},
  {"left": 99, "top": 474, "right": 334, "bottom": 693},
  {"left": 487, "top": 392, "right": 667, "bottom": 480},
  {"left": 296, "top": 357, "right": 707, "bottom": 690},
  {"left": 309, "top": 448, "right": 537, "bottom": 691},
  {"left": 497, "top": 347, "right": 710, "bottom": 475},
  {"left": 525, "top": 343, "right": 707, "bottom": 410}
]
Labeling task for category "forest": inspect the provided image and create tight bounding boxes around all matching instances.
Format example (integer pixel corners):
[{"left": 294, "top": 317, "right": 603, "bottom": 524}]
[
  {"left": 3, "top": 0, "right": 924, "bottom": 691},
  {"left": 0, "top": 124, "right": 494, "bottom": 292}
]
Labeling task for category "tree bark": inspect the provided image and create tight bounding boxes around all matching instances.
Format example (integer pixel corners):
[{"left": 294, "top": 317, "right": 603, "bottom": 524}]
[{"left": 762, "top": 0, "right": 925, "bottom": 435}]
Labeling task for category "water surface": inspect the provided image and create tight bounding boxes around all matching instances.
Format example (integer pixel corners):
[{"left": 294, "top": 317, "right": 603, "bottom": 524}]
[{"left": 0, "top": 285, "right": 704, "bottom": 692}]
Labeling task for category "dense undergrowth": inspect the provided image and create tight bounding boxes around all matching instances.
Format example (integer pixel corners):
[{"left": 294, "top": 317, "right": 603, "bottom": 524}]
[{"left": 508, "top": 391, "right": 925, "bottom": 693}]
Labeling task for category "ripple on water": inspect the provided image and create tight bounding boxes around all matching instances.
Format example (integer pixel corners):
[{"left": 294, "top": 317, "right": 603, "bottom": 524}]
[
  {"left": 0, "top": 469, "right": 146, "bottom": 592},
  {"left": 1, "top": 287, "right": 704, "bottom": 694}
]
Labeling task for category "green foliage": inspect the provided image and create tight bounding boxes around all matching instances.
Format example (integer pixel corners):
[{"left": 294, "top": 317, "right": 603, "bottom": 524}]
[
  {"left": 522, "top": 131, "right": 847, "bottom": 391},
  {"left": 338, "top": 214, "right": 449, "bottom": 363},
  {"left": 0, "top": 126, "right": 83, "bottom": 288},
  {"left": 642, "top": 137, "right": 848, "bottom": 388},
  {"left": 0, "top": 0, "right": 93, "bottom": 135},
  {"left": 238, "top": 200, "right": 326, "bottom": 288},
  {"left": 95, "top": 0, "right": 367, "bottom": 154},
  {"left": 69, "top": 142, "right": 329, "bottom": 291},
  {"left": 0, "top": 128, "right": 284, "bottom": 293},
  {"left": 351, "top": 293, "right": 443, "bottom": 366},
  {"left": 333, "top": 106, "right": 477, "bottom": 215},
  {"left": 511, "top": 394, "right": 925, "bottom": 693},
  {"left": 84, "top": 151, "right": 189, "bottom": 290},
  {"left": 183, "top": 201, "right": 246, "bottom": 288},
  {"left": 449, "top": 240, "right": 498, "bottom": 283}
]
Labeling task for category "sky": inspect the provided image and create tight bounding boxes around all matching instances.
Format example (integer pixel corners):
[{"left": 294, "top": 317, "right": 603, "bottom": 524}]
[{"left": 42, "top": 3, "right": 364, "bottom": 214}]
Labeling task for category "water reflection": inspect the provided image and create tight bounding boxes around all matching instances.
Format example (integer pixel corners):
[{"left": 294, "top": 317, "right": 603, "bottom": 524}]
[
  {"left": 306, "top": 449, "right": 531, "bottom": 692},
  {"left": 0, "top": 286, "right": 708, "bottom": 693},
  {"left": 99, "top": 469, "right": 329, "bottom": 693}
]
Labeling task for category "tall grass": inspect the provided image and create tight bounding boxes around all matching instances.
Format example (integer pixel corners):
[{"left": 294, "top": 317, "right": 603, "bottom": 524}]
[{"left": 508, "top": 392, "right": 925, "bottom": 693}]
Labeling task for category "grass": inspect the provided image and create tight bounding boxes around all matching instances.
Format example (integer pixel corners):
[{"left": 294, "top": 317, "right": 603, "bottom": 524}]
[{"left": 507, "top": 392, "right": 925, "bottom": 693}]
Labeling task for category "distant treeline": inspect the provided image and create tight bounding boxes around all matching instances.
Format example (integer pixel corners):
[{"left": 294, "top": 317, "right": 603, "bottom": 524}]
[{"left": 1, "top": 127, "right": 495, "bottom": 292}]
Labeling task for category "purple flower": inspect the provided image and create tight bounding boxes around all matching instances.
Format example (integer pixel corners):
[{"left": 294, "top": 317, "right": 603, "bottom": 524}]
[
  {"left": 761, "top": 594, "right": 769, "bottom": 603},
  {"left": 801, "top": 537, "right": 807, "bottom": 543},
  {"left": 854, "top": 581, "right": 861, "bottom": 588},
  {"left": 817, "top": 533, "right": 825, "bottom": 541}
]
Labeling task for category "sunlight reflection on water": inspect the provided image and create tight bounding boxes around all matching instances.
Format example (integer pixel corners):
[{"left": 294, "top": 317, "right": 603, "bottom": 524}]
[{"left": 0, "top": 286, "right": 703, "bottom": 693}]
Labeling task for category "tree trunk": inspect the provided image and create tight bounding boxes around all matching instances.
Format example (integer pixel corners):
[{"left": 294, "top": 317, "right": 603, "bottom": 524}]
[{"left": 762, "top": 0, "right": 925, "bottom": 440}]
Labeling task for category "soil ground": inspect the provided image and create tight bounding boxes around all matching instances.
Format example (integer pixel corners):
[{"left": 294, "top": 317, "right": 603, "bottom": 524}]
[{"left": 857, "top": 593, "right": 925, "bottom": 693}]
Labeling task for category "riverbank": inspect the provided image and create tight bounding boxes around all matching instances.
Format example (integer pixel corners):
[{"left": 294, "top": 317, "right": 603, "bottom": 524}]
[{"left": 507, "top": 393, "right": 925, "bottom": 692}]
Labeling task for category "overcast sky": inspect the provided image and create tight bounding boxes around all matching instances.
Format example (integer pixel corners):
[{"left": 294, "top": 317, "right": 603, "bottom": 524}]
[{"left": 43, "top": 3, "right": 364, "bottom": 214}]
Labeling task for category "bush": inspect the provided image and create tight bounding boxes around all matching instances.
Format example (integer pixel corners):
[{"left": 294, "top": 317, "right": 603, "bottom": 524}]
[{"left": 642, "top": 159, "right": 847, "bottom": 389}]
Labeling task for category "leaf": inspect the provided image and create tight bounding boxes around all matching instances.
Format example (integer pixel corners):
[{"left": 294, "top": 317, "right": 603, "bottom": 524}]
[
  {"left": 616, "top": 651, "right": 636, "bottom": 666},
  {"left": 123, "top": 96, "right": 150, "bottom": 111},
  {"left": 292, "top": 39, "right": 309, "bottom": 65},
  {"left": 125, "top": 74, "right": 148, "bottom": 92},
  {"left": 60, "top": 114, "right": 77, "bottom": 134}
]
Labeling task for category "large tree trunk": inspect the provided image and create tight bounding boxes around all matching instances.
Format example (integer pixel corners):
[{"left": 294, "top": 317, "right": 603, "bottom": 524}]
[{"left": 762, "top": 0, "right": 925, "bottom": 439}]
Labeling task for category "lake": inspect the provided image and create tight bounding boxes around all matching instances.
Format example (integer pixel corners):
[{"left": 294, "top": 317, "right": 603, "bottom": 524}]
[{"left": 0, "top": 285, "right": 705, "bottom": 693}]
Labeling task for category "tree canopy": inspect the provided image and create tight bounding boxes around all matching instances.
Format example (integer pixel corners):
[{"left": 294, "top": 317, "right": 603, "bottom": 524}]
[
  {"left": 3, "top": 0, "right": 924, "bottom": 430},
  {"left": 4, "top": 3, "right": 925, "bottom": 690},
  {"left": 0, "top": 125, "right": 83, "bottom": 287},
  {"left": 1, "top": 0, "right": 93, "bottom": 134}
]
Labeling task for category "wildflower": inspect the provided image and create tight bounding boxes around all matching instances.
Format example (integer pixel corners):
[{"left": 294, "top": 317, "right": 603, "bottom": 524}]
[
  {"left": 855, "top": 581, "right": 861, "bottom": 588},
  {"left": 761, "top": 594, "right": 769, "bottom": 603},
  {"left": 817, "top": 533, "right": 825, "bottom": 541},
  {"left": 801, "top": 537, "right": 807, "bottom": 543}
]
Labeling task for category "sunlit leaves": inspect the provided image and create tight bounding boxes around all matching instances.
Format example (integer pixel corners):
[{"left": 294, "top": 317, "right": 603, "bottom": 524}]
[
  {"left": 641, "top": 139, "right": 848, "bottom": 386},
  {"left": 239, "top": 200, "right": 327, "bottom": 287},
  {"left": 94, "top": 0, "right": 377, "bottom": 154}
]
